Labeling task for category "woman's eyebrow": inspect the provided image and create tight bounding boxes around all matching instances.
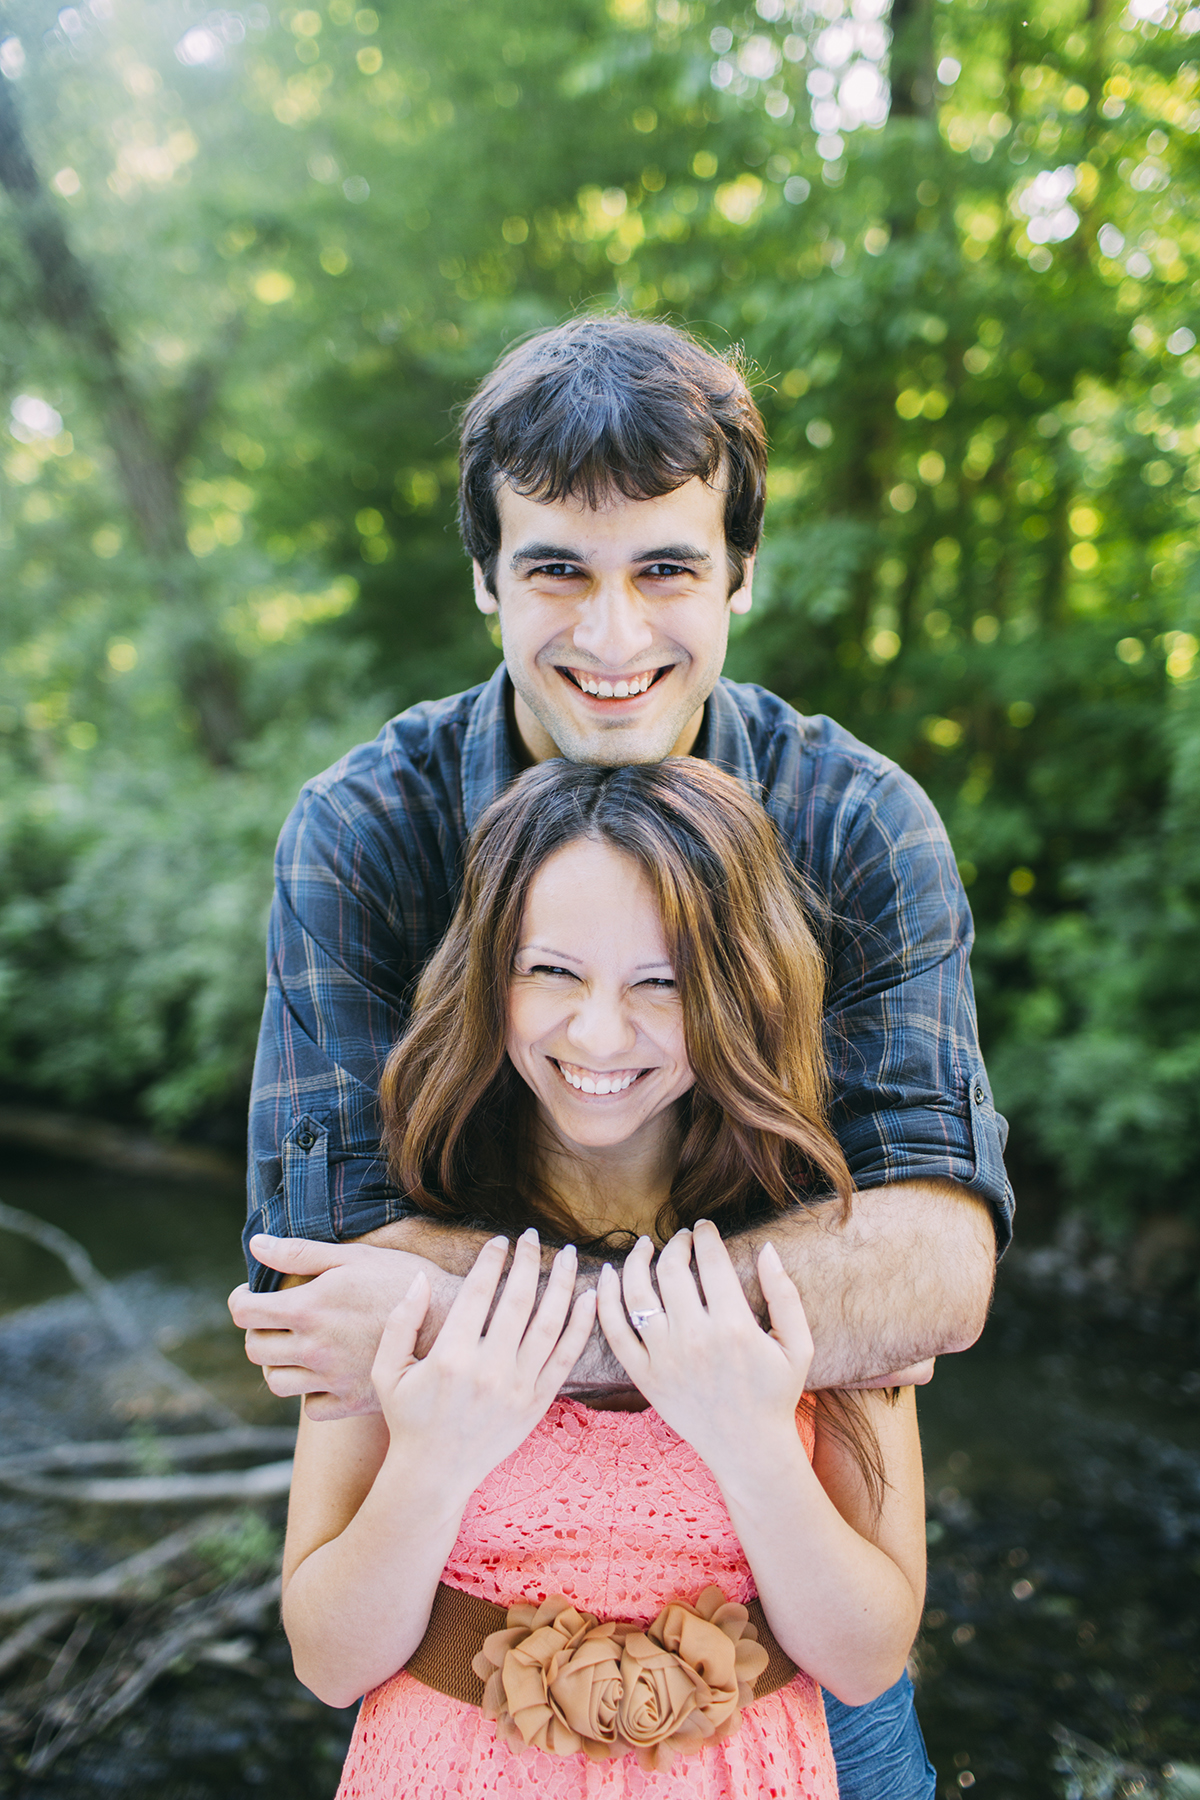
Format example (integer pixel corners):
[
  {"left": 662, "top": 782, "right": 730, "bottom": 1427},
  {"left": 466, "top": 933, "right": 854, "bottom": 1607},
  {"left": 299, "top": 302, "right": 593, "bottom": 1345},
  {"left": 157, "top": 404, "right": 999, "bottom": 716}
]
[{"left": 517, "top": 947, "right": 672, "bottom": 972}]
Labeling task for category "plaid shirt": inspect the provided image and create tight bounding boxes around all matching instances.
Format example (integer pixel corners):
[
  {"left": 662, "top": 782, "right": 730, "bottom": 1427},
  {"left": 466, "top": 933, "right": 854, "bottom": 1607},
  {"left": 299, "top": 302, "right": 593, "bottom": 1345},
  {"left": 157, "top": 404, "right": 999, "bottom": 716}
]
[{"left": 246, "top": 665, "right": 1012, "bottom": 1287}]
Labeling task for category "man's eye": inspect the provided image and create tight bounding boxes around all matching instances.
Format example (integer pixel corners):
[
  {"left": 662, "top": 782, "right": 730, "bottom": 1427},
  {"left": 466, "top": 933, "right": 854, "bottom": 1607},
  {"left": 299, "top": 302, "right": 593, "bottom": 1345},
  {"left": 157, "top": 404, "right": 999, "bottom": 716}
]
[
  {"left": 642, "top": 563, "right": 690, "bottom": 580},
  {"left": 532, "top": 563, "right": 582, "bottom": 580}
]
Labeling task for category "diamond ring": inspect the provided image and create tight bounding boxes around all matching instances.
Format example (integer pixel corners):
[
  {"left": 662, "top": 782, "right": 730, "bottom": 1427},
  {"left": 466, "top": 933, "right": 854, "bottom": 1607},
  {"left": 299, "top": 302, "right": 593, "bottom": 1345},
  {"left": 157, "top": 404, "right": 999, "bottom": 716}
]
[{"left": 628, "top": 1307, "right": 666, "bottom": 1331}]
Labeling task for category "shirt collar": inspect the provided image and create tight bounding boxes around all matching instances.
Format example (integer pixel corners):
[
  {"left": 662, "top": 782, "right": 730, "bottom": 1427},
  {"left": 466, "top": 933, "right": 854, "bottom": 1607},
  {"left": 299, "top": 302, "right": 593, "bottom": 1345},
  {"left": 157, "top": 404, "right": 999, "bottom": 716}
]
[
  {"left": 691, "top": 678, "right": 759, "bottom": 792},
  {"left": 461, "top": 669, "right": 760, "bottom": 834},
  {"left": 462, "top": 663, "right": 521, "bottom": 833}
]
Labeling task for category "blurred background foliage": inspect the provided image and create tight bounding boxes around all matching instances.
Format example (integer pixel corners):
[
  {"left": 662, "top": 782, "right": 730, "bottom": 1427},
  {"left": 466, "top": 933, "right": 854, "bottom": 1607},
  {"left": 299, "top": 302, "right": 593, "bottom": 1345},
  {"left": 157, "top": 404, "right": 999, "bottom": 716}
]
[{"left": 1, "top": 0, "right": 1198, "bottom": 1234}]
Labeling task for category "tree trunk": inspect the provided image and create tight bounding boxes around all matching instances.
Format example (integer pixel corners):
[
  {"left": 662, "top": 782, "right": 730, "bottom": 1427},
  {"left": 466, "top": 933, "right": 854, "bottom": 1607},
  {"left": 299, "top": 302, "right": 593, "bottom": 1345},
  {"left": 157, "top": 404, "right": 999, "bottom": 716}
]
[
  {"left": 0, "top": 75, "right": 243, "bottom": 762},
  {"left": 889, "top": 0, "right": 936, "bottom": 120}
]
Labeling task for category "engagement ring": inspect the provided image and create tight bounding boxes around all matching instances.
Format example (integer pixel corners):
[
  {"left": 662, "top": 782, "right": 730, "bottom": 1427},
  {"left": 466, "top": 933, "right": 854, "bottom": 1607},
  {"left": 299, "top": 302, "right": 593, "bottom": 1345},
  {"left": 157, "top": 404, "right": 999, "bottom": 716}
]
[{"left": 628, "top": 1307, "right": 665, "bottom": 1331}]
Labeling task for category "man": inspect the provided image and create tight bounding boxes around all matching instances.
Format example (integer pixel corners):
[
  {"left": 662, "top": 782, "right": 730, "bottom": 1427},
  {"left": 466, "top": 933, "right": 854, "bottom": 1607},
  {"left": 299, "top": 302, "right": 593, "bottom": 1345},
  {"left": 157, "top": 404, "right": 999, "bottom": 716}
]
[{"left": 230, "top": 315, "right": 1011, "bottom": 1798}]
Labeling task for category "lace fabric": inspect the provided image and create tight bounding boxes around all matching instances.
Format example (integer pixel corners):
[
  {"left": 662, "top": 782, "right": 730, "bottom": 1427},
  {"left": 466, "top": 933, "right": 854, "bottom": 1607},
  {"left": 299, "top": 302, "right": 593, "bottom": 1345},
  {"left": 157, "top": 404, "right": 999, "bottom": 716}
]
[{"left": 336, "top": 1399, "right": 837, "bottom": 1799}]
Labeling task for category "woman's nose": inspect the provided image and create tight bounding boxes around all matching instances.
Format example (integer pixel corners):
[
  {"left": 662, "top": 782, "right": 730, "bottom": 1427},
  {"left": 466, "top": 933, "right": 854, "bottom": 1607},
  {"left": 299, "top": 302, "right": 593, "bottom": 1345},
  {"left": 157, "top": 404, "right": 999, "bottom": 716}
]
[{"left": 565, "top": 990, "right": 638, "bottom": 1061}]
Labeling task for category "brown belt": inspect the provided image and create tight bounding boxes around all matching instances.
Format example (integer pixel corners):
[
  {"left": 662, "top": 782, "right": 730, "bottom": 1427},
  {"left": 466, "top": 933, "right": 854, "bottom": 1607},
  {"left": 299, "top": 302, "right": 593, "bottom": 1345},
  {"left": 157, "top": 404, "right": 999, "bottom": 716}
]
[{"left": 405, "top": 1580, "right": 798, "bottom": 1709}]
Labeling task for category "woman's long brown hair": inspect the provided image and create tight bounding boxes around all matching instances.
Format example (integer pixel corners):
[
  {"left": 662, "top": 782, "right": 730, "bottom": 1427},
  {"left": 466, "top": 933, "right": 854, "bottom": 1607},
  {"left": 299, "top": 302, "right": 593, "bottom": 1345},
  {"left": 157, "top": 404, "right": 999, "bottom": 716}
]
[
  {"left": 380, "top": 758, "right": 851, "bottom": 1240},
  {"left": 379, "top": 758, "right": 887, "bottom": 1508}
]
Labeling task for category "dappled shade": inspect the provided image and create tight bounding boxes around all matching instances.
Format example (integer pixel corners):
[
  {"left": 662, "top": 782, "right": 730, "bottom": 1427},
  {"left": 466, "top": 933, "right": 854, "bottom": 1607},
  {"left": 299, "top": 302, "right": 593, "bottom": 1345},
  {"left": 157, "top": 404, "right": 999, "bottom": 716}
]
[{"left": 0, "top": 0, "right": 1197, "bottom": 1231}]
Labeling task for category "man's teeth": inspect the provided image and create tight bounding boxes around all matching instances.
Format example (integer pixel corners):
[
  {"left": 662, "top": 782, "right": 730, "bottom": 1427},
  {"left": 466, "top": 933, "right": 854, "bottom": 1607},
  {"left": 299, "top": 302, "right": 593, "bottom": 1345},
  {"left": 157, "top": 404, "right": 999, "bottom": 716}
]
[
  {"left": 557, "top": 1063, "right": 640, "bottom": 1094},
  {"left": 576, "top": 671, "right": 655, "bottom": 698}
]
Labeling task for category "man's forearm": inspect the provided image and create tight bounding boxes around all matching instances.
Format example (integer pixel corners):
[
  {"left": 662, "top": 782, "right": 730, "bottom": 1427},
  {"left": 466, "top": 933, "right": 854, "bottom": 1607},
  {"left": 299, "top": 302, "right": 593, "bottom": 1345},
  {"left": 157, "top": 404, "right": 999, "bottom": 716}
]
[
  {"left": 358, "top": 1184, "right": 996, "bottom": 1392},
  {"left": 725, "top": 1179, "right": 996, "bottom": 1388}
]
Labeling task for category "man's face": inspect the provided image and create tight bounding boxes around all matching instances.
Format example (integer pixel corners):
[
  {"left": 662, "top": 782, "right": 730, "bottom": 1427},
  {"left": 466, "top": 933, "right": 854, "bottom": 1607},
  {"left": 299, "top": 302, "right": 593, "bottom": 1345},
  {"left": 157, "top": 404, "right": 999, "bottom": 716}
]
[{"left": 473, "top": 476, "right": 754, "bottom": 766}]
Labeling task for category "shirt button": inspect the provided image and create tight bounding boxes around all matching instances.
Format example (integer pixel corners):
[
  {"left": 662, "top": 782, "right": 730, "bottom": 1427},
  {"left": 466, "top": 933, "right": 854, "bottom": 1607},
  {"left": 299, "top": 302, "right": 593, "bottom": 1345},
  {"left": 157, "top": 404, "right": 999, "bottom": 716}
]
[
  {"left": 296, "top": 1129, "right": 317, "bottom": 1151},
  {"left": 973, "top": 1082, "right": 986, "bottom": 1105}
]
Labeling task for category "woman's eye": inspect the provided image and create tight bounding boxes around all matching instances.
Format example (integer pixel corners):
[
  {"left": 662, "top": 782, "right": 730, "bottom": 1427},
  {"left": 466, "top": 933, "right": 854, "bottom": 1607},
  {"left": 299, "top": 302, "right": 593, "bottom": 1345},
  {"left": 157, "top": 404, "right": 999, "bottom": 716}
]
[
  {"left": 639, "top": 977, "right": 677, "bottom": 991},
  {"left": 526, "top": 963, "right": 575, "bottom": 979}
]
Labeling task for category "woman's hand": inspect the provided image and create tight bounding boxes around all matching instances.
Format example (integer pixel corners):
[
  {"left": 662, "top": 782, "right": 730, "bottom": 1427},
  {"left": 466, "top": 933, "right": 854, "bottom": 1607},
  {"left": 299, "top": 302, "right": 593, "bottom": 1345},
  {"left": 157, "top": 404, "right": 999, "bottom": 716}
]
[
  {"left": 596, "top": 1220, "right": 813, "bottom": 1478},
  {"left": 372, "top": 1228, "right": 596, "bottom": 1501}
]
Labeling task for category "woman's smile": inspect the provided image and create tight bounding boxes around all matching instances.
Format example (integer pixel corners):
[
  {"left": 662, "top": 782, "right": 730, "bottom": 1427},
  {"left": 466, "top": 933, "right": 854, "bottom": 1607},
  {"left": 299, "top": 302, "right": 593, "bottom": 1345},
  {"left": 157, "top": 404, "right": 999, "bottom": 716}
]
[{"left": 553, "top": 1058, "right": 649, "bottom": 1095}]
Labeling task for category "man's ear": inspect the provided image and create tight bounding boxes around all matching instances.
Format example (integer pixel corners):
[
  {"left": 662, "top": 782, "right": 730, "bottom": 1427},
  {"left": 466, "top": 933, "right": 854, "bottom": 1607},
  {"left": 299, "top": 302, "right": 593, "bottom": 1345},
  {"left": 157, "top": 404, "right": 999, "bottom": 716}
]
[
  {"left": 729, "top": 551, "right": 755, "bottom": 617},
  {"left": 472, "top": 561, "right": 499, "bottom": 615}
]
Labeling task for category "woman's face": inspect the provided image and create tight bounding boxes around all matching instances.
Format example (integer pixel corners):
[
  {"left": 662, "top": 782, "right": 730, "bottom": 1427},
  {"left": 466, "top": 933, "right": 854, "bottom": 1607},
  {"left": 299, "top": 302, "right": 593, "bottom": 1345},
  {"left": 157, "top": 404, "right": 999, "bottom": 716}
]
[{"left": 507, "top": 837, "right": 695, "bottom": 1157}]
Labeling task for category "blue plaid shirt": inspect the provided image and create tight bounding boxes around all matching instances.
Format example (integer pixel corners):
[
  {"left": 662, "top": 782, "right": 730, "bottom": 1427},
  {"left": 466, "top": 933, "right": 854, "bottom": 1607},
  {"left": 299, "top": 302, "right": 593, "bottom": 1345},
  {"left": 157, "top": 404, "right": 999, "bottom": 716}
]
[{"left": 245, "top": 665, "right": 1012, "bottom": 1287}]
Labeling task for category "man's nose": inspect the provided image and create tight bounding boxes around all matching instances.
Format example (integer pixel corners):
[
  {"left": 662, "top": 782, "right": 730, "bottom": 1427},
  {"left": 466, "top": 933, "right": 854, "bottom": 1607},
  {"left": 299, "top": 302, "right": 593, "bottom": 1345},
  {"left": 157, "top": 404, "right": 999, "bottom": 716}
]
[{"left": 571, "top": 578, "right": 655, "bottom": 668}]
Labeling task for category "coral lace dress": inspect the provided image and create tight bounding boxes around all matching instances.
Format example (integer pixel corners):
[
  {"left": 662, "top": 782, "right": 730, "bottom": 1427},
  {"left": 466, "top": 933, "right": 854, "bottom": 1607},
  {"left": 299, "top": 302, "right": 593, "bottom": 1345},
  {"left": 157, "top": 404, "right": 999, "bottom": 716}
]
[{"left": 335, "top": 1397, "right": 837, "bottom": 1800}]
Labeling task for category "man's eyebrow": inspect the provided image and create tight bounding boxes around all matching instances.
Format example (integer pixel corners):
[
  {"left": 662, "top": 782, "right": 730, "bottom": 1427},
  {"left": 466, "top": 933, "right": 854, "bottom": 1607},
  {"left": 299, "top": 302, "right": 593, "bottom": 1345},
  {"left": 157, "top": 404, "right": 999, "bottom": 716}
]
[
  {"left": 509, "top": 542, "right": 715, "bottom": 571},
  {"left": 637, "top": 544, "right": 713, "bottom": 570},
  {"left": 510, "top": 543, "right": 582, "bottom": 570}
]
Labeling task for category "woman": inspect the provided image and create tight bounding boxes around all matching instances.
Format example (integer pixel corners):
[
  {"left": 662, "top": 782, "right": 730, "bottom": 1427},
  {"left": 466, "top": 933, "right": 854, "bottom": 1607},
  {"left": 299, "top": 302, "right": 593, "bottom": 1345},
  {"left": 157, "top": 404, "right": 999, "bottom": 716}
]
[{"left": 281, "top": 759, "right": 926, "bottom": 1797}]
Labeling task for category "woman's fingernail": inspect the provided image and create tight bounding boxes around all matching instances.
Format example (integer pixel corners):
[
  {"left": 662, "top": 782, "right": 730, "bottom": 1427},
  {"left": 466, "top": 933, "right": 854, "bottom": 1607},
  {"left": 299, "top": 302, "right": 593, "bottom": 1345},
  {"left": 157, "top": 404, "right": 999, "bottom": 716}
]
[
  {"left": 558, "top": 1242, "right": 577, "bottom": 1262},
  {"left": 762, "top": 1241, "right": 783, "bottom": 1268},
  {"left": 520, "top": 1227, "right": 539, "bottom": 1244},
  {"left": 405, "top": 1273, "right": 425, "bottom": 1300},
  {"left": 600, "top": 1262, "right": 615, "bottom": 1282},
  {"left": 489, "top": 1235, "right": 510, "bottom": 1249}
]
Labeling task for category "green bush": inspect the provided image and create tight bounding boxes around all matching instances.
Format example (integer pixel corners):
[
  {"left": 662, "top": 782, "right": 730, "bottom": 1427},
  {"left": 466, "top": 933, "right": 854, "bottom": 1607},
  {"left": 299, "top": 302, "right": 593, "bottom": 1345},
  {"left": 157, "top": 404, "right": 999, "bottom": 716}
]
[{"left": 1, "top": 0, "right": 1198, "bottom": 1226}]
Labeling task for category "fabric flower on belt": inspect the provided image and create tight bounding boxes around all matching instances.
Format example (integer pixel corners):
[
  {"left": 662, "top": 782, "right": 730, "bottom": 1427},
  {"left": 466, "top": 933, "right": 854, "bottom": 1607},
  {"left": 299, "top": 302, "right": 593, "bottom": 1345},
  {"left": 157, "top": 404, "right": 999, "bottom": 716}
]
[
  {"left": 619, "top": 1589, "right": 770, "bottom": 1770},
  {"left": 473, "top": 1586, "right": 770, "bottom": 1770},
  {"left": 474, "top": 1598, "right": 624, "bottom": 1761}
]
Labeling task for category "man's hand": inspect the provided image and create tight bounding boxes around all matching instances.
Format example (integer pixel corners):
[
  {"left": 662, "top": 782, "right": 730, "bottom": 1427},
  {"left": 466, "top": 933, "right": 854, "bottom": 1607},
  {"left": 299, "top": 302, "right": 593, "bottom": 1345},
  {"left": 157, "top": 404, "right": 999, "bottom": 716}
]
[
  {"left": 228, "top": 1226, "right": 630, "bottom": 1415},
  {"left": 228, "top": 1235, "right": 462, "bottom": 1420}
]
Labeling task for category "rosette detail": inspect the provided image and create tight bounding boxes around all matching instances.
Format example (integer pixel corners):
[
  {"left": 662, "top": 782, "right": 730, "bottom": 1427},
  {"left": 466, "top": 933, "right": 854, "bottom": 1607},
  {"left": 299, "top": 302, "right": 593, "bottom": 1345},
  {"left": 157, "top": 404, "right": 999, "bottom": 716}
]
[{"left": 471, "top": 1586, "right": 770, "bottom": 1770}]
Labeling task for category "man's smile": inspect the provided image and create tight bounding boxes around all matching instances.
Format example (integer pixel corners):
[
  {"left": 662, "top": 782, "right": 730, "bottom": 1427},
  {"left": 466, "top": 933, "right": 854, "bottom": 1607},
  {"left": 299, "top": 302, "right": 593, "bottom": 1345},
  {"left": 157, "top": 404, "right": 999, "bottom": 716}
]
[{"left": 557, "top": 665, "right": 672, "bottom": 700}]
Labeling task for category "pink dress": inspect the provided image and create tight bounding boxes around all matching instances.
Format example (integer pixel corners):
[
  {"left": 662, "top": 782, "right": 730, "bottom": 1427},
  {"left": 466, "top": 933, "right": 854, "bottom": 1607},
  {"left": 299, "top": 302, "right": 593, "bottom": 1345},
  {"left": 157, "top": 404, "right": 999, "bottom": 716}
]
[{"left": 336, "top": 1398, "right": 837, "bottom": 1800}]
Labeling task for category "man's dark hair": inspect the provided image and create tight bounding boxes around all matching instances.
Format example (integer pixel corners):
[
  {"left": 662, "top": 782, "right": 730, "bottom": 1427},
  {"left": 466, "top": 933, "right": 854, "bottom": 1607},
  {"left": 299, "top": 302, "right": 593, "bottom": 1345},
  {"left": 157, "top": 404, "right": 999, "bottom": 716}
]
[{"left": 457, "top": 314, "right": 769, "bottom": 595}]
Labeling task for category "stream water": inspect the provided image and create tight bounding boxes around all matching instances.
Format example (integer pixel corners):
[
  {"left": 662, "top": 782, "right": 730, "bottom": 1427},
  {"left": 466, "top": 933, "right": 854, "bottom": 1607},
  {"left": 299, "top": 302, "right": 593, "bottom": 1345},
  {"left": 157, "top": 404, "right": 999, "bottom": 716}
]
[{"left": 1, "top": 1150, "right": 1198, "bottom": 1800}]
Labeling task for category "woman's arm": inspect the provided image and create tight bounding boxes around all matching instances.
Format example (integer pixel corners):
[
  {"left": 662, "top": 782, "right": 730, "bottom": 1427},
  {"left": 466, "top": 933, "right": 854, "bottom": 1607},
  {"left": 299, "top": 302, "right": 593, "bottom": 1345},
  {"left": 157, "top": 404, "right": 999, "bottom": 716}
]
[
  {"left": 282, "top": 1407, "right": 461, "bottom": 1708},
  {"left": 716, "top": 1387, "right": 925, "bottom": 1705},
  {"left": 597, "top": 1224, "right": 926, "bottom": 1707},
  {"left": 282, "top": 1234, "right": 595, "bottom": 1708}
]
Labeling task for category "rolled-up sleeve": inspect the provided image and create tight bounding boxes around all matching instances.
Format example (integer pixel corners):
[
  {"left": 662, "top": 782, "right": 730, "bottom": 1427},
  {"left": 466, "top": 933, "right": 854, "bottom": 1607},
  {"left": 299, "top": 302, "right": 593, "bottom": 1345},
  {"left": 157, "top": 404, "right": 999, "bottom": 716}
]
[
  {"left": 744, "top": 689, "right": 1014, "bottom": 1252},
  {"left": 815, "top": 757, "right": 1013, "bottom": 1250},
  {"left": 244, "top": 778, "right": 448, "bottom": 1289}
]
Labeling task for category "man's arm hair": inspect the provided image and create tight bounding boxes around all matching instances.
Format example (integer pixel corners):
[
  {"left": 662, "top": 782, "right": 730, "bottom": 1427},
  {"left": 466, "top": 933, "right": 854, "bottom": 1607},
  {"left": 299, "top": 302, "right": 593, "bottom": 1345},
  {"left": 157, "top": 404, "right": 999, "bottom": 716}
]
[
  {"left": 718, "top": 1178, "right": 994, "bottom": 1387},
  {"left": 359, "top": 1178, "right": 995, "bottom": 1392}
]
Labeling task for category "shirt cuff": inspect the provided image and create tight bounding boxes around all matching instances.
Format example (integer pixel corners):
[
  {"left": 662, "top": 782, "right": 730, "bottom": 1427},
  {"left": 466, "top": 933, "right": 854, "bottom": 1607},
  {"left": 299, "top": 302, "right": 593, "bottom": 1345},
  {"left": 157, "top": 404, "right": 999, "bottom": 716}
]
[
  {"left": 835, "top": 1073, "right": 1014, "bottom": 1255},
  {"left": 245, "top": 1113, "right": 416, "bottom": 1288}
]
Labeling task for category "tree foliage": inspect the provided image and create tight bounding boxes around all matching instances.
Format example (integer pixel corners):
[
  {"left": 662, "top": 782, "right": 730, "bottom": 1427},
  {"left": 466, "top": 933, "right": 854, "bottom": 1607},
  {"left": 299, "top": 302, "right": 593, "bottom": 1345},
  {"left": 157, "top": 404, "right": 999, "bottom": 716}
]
[{"left": 0, "top": 0, "right": 1198, "bottom": 1226}]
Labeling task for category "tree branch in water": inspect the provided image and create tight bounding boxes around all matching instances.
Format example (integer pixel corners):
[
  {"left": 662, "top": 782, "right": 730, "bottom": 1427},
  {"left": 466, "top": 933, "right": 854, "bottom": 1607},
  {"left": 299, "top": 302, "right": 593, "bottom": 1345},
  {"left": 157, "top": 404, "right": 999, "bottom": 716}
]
[{"left": 0, "top": 1198, "right": 246, "bottom": 1429}]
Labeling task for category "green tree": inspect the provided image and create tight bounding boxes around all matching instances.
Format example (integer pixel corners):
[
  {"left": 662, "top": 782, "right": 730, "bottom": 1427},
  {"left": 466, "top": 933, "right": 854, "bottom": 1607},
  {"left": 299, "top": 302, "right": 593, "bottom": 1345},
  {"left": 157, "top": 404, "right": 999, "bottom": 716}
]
[{"left": 1, "top": 0, "right": 1198, "bottom": 1227}]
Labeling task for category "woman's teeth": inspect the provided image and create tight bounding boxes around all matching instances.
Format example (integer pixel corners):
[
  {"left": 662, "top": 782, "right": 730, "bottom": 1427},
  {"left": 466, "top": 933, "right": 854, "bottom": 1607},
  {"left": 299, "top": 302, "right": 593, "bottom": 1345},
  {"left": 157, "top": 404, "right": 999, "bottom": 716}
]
[
  {"left": 575, "top": 671, "right": 655, "bottom": 698},
  {"left": 557, "top": 1063, "right": 640, "bottom": 1095}
]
